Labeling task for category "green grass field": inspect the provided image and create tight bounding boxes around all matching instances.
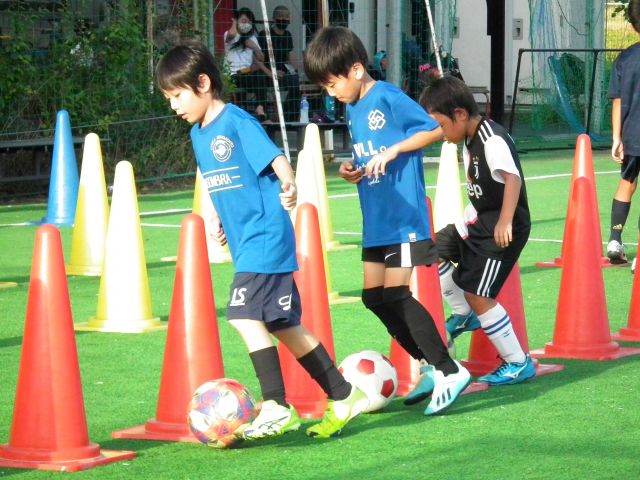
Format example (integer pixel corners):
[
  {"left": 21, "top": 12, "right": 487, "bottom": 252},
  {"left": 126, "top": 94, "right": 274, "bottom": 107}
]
[{"left": 1, "top": 148, "right": 639, "bottom": 479}]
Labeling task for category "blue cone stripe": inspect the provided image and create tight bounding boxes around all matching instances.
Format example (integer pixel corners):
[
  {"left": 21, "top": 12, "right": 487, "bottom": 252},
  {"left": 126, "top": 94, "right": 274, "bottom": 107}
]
[{"left": 483, "top": 314, "right": 511, "bottom": 336}]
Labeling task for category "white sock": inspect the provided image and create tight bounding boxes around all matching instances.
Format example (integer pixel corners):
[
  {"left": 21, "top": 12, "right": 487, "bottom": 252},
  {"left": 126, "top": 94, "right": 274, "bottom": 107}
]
[
  {"left": 478, "top": 303, "right": 526, "bottom": 364},
  {"left": 439, "top": 261, "right": 472, "bottom": 316}
]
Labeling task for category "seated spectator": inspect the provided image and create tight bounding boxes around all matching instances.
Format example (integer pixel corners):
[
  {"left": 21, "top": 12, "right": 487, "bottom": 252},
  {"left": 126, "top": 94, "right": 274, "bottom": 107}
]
[
  {"left": 224, "top": 7, "right": 268, "bottom": 121},
  {"left": 258, "top": 5, "right": 301, "bottom": 122}
]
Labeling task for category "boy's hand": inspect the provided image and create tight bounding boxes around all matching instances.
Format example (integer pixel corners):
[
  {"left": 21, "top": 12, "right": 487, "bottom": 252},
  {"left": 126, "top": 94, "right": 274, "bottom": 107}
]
[
  {"left": 365, "top": 145, "right": 399, "bottom": 179},
  {"left": 494, "top": 218, "right": 513, "bottom": 249},
  {"left": 339, "top": 161, "right": 363, "bottom": 184},
  {"left": 280, "top": 181, "right": 297, "bottom": 210},
  {"left": 211, "top": 221, "right": 227, "bottom": 246},
  {"left": 612, "top": 139, "right": 624, "bottom": 164}
]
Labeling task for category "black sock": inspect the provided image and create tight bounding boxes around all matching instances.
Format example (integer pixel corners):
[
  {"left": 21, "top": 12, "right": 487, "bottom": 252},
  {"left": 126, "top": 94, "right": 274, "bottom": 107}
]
[
  {"left": 297, "top": 344, "right": 351, "bottom": 401},
  {"left": 610, "top": 199, "right": 631, "bottom": 243},
  {"left": 362, "top": 287, "right": 423, "bottom": 360},
  {"left": 383, "top": 286, "right": 458, "bottom": 375},
  {"left": 249, "top": 347, "right": 287, "bottom": 406}
]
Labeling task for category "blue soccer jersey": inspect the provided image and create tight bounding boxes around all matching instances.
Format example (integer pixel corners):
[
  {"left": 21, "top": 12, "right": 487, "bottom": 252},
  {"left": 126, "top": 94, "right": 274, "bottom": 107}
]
[
  {"left": 346, "top": 81, "right": 438, "bottom": 247},
  {"left": 190, "top": 104, "right": 297, "bottom": 274}
]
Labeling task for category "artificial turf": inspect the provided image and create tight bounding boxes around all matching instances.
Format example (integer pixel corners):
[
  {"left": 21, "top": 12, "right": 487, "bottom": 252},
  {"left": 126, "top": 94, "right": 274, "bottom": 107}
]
[{"left": 0, "top": 147, "right": 639, "bottom": 479}]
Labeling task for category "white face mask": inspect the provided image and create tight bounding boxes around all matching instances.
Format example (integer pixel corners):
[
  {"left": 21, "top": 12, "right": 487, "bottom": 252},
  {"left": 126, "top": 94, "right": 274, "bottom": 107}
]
[{"left": 238, "top": 23, "right": 252, "bottom": 34}]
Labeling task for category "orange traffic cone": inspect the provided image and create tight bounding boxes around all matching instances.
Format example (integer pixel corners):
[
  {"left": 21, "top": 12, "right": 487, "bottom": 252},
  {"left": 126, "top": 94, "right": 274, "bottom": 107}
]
[
  {"left": 613, "top": 231, "right": 640, "bottom": 342},
  {"left": 536, "top": 134, "right": 612, "bottom": 268},
  {"left": 0, "top": 225, "right": 135, "bottom": 472},
  {"left": 278, "top": 203, "right": 334, "bottom": 418},
  {"left": 531, "top": 178, "right": 640, "bottom": 360},
  {"left": 462, "top": 264, "right": 564, "bottom": 377},
  {"left": 113, "top": 214, "right": 225, "bottom": 442},
  {"left": 390, "top": 198, "right": 487, "bottom": 395}
]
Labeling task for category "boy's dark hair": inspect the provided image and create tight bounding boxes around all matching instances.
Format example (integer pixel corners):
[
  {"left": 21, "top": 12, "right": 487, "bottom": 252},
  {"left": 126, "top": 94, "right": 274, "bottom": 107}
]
[
  {"left": 419, "top": 75, "right": 479, "bottom": 119},
  {"left": 156, "top": 42, "right": 223, "bottom": 99},
  {"left": 304, "top": 26, "right": 368, "bottom": 85},
  {"left": 630, "top": 0, "right": 640, "bottom": 33}
]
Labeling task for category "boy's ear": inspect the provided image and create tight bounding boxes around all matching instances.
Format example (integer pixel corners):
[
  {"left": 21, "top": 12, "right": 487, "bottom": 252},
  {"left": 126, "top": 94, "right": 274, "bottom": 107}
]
[
  {"left": 353, "top": 63, "right": 365, "bottom": 80},
  {"left": 453, "top": 108, "right": 469, "bottom": 122},
  {"left": 197, "top": 73, "right": 212, "bottom": 94}
]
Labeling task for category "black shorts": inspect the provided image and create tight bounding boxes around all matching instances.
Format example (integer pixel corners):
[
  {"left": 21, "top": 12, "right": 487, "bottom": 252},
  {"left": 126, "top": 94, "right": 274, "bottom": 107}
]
[
  {"left": 362, "top": 239, "right": 439, "bottom": 267},
  {"left": 227, "top": 272, "right": 302, "bottom": 332},
  {"left": 620, "top": 155, "right": 640, "bottom": 182},
  {"left": 436, "top": 224, "right": 526, "bottom": 299}
]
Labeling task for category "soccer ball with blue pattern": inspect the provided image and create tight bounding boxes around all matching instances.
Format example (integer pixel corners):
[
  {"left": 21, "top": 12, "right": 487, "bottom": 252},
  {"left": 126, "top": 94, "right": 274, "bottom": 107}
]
[{"left": 188, "top": 378, "right": 257, "bottom": 448}]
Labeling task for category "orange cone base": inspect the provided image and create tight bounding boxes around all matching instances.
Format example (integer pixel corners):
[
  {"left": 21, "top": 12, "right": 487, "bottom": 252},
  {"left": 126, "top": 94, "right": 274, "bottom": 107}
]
[
  {"left": 535, "top": 257, "right": 620, "bottom": 268},
  {"left": 0, "top": 445, "right": 135, "bottom": 473},
  {"left": 75, "top": 318, "right": 165, "bottom": 333},
  {"left": 462, "top": 382, "right": 489, "bottom": 394},
  {"left": 612, "top": 327, "right": 640, "bottom": 342},
  {"left": 327, "top": 291, "right": 360, "bottom": 305},
  {"left": 531, "top": 342, "right": 640, "bottom": 361},
  {"left": 65, "top": 263, "right": 102, "bottom": 276},
  {"left": 112, "top": 420, "right": 199, "bottom": 443},
  {"left": 286, "top": 398, "right": 327, "bottom": 419},
  {"left": 0, "top": 282, "right": 18, "bottom": 289}
]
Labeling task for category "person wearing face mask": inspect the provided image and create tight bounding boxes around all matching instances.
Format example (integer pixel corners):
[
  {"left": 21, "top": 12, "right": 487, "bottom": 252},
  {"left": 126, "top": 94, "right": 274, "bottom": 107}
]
[
  {"left": 258, "top": 5, "right": 301, "bottom": 122},
  {"left": 224, "top": 7, "right": 268, "bottom": 121}
]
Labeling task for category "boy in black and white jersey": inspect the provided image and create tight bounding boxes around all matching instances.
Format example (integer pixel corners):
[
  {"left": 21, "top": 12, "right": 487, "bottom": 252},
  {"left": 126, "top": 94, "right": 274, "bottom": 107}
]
[{"left": 420, "top": 76, "right": 535, "bottom": 386}]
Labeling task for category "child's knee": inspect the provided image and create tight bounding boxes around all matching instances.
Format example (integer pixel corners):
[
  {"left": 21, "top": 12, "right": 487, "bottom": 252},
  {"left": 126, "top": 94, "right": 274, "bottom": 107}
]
[{"left": 362, "top": 286, "right": 385, "bottom": 309}]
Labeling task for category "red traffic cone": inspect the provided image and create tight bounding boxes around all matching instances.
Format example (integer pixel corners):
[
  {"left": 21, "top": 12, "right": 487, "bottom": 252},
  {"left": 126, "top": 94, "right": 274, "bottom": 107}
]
[
  {"left": 278, "top": 203, "right": 334, "bottom": 418},
  {"left": 613, "top": 231, "right": 640, "bottom": 341},
  {"left": 0, "top": 225, "right": 135, "bottom": 472},
  {"left": 537, "top": 134, "right": 612, "bottom": 268},
  {"left": 532, "top": 178, "right": 640, "bottom": 360},
  {"left": 113, "top": 214, "right": 225, "bottom": 441},
  {"left": 462, "top": 264, "right": 564, "bottom": 377},
  {"left": 390, "top": 197, "right": 487, "bottom": 395}
]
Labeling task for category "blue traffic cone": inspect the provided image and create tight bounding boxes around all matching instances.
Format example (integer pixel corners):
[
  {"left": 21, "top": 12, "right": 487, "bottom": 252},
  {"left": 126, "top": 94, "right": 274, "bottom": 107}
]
[{"left": 42, "top": 110, "right": 79, "bottom": 227}]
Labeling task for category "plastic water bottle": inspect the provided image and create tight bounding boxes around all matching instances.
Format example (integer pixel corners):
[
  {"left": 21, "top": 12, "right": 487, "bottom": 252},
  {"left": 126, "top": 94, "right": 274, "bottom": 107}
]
[
  {"left": 299, "top": 96, "right": 309, "bottom": 124},
  {"left": 324, "top": 94, "right": 336, "bottom": 121}
]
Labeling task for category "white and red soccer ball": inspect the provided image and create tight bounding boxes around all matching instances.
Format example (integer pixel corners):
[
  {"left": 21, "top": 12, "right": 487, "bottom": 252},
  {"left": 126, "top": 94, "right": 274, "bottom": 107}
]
[
  {"left": 338, "top": 350, "right": 398, "bottom": 412},
  {"left": 187, "top": 378, "right": 257, "bottom": 448}
]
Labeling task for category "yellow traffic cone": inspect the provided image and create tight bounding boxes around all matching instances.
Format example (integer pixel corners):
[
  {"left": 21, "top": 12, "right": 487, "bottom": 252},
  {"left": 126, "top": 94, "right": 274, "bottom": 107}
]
[
  {"left": 76, "top": 161, "right": 164, "bottom": 333},
  {"left": 66, "top": 133, "right": 109, "bottom": 276},
  {"left": 161, "top": 169, "right": 232, "bottom": 264},
  {"left": 300, "top": 123, "right": 356, "bottom": 252},
  {"left": 294, "top": 149, "right": 358, "bottom": 305},
  {"left": 433, "top": 141, "right": 464, "bottom": 232}
]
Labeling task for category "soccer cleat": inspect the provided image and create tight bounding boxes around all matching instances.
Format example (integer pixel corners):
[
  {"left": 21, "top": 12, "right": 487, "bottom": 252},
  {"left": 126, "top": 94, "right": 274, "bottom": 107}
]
[
  {"left": 240, "top": 400, "right": 300, "bottom": 440},
  {"left": 424, "top": 361, "right": 471, "bottom": 416},
  {"left": 446, "top": 311, "right": 481, "bottom": 340},
  {"left": 306, "top": 385, "right": 368, "bottom": 438},
  {"left": 477, "top": 354, "right": 536, "bottom": 386},
  {"left": 403, "top": 364, "right": 435, "bottom": 405},
  {"left": 607, "top": 240, "right": 627, "bottom": 265}
]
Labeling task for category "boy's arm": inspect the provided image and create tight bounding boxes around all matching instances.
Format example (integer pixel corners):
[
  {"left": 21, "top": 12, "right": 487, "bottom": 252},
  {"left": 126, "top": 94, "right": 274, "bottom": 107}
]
[
  {"left": 271, "top": 155, "right": 297, "bottom": 211},
  {"left": 365, "top": 128, "right": 444, "bottom": 179},
  {"left": 207, "top": 201, "right": 227, "bottom": 246},
  {"left": 494, "top": 171, "right": 521, "bottom": 249},
  {"left": 611, "top": 97, "right": 623, "bottom": 163}
]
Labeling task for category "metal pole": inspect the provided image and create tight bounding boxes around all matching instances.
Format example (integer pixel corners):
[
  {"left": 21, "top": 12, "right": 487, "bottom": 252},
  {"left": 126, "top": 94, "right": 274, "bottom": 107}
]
[
  {"left": 424, "top": 0, "right": 442, "bottom": 74},
  {"left": 508, "top": 49, "right": 523, "bottom": 134},
  {"left": 259, "top": 0, "right": 290, "bottom": 161},
  {"left": 386, "top": 2, "right": 402, "bottom": 88}
]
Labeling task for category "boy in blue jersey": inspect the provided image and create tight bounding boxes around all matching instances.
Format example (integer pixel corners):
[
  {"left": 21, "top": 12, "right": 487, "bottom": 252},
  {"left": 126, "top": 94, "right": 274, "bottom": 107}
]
[
  {"left": 156, "top": 42, "right": 367, "bottom": 440},
  {"left": 304, "top": 27, "right": 471, "bottom": 416},
  {"left": 420, "top": 75, "right": 535, "bottom": 385},
  {"left": 606, "top": 0, "right": 640, "bottom": 268}
]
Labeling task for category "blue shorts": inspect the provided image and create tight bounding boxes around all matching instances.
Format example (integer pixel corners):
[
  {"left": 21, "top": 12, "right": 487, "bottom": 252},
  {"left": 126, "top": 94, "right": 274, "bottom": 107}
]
[
  {"left": 227, "top": 272, "right": 302, "bottom": 332},
  {"left": 362, "top": 239, "right": 438, "bottom": 267},
  {"left": 620, "top": 155, "right": 640, "bottom": 182}
]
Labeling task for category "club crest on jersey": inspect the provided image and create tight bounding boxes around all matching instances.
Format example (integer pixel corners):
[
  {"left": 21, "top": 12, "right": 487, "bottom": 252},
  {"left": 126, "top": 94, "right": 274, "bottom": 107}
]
[
  {"left": 472, "top": 156, "right": 480, "bottom": 179},
  {"left": 211, "top": 135, "right": 234, "bottom": 162},
  {"left": 368, "top": 109, "right": 386, "bottom": 130}
]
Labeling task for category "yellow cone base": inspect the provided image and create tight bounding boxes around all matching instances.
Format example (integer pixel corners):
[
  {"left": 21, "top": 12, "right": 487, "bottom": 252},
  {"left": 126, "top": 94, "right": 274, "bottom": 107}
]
[
  {"left": 0, "top": 448, "right": 135, "bottom": 473},
  {"left": 327, "top": 291, "right": 360, "bottom": 305},
  {"left": 112, "top": 423, "right": 200, "bottom": 443},
  {"left": 65, "top": 263, "right": 102, "bottom": 276},
  {"left": 0, "top": 282, "right": 18, "bottom": 289},
  {"left": 75, "top": 317, "right": 165, "bottom": 333}
]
